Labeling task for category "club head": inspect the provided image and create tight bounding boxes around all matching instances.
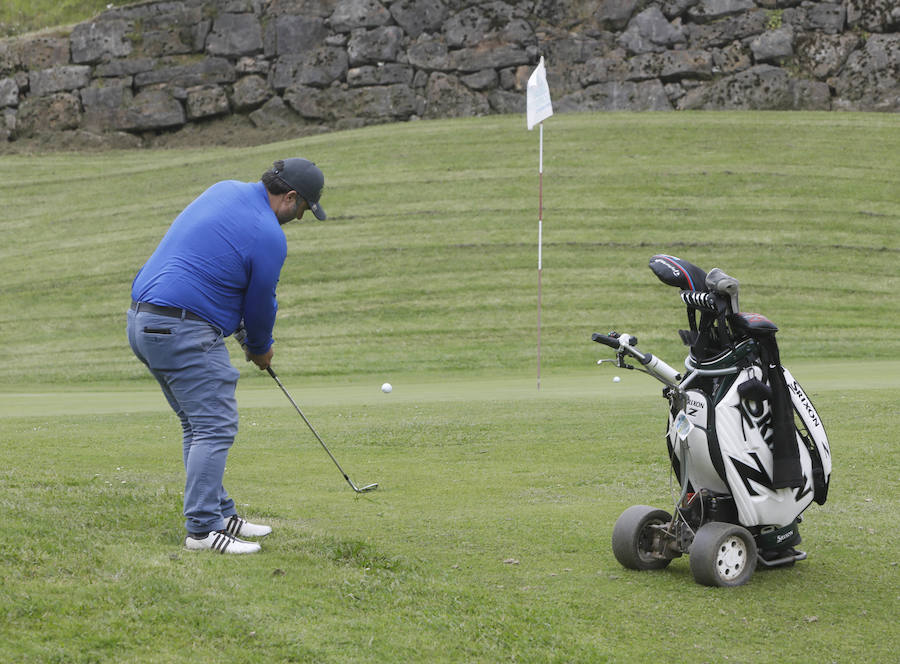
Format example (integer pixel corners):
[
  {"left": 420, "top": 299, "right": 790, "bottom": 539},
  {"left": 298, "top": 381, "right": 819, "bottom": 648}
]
[{"left": 356, "top": 483, "right": 378, "bottom": 493}]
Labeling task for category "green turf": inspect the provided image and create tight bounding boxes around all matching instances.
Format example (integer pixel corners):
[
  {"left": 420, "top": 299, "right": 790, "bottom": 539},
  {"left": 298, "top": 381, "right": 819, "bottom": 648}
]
[
  {"left": 1, "top": 112, "right": 898, "bottom": 662},
  {"left": 1, "top": 379, "right": 898, "bottom": 662},
  {"left": 1, "top": 113, "right": 897, "bottom": 388}
]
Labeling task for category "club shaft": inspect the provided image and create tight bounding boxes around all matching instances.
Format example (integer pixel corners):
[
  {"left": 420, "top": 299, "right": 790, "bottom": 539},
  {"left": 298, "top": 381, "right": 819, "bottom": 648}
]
[{"left": 267, "top": 367, "right": 375, "bottom": 493}]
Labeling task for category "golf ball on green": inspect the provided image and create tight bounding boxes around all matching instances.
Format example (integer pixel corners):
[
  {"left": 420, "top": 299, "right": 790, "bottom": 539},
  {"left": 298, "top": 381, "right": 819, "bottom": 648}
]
[
  {"left": 613, "top": 376, "right": 621, "bottom": 383},
  {"left": 381, "top": 382, "right": 392, "bottom": 393}
]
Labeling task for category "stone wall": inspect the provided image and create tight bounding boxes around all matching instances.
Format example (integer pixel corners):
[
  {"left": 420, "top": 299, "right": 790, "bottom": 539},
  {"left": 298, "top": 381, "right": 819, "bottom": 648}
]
[{"left": 1, "top": 0, "right": 897, "bottom": 143}]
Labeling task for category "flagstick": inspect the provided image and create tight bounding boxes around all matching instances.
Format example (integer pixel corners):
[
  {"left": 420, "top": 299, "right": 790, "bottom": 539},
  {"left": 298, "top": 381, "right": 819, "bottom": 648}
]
[
  {"left": 527, "top": 55, "right": 552, "bottom": 391},
  {"left": 537, "top": 122, "right": 543, "bottom": 391}
]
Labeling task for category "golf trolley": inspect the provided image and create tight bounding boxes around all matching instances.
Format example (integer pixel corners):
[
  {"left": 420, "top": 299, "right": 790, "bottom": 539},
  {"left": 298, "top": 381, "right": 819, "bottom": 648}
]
[{"left": 594, "top": 255, "right": 832, "bottom": 587}]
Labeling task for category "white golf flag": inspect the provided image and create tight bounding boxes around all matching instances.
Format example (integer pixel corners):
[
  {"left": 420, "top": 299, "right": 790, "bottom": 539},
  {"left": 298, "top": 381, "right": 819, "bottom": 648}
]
[{"left": 526, "top": 56, "right": 553, "bottom": 130}]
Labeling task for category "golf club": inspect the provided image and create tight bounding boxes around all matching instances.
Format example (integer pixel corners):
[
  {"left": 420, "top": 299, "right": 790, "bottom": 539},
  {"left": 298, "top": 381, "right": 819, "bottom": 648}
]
[
  {"left": 266, "top": 367, "right": 378, "bottom": 494},
  {"left": 233, "top": 326, "right": 377, "bottom": 493}
]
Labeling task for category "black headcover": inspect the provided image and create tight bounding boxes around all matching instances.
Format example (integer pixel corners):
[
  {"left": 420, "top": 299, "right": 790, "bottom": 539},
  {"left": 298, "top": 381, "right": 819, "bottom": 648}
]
[
  {"left": 650, "top": 255, "right": 721, "bottom": 357},
  {"left": 649, "top": 255, "right": 708, "bottom": 292}
]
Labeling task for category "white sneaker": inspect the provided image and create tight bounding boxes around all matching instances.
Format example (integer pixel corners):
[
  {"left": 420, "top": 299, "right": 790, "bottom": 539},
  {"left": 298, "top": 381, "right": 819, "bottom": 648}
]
[
  {"left": 223, "top": 515, "right": 272, "bottom": 538},
  {"left": 185, "top": 531, "right": 261, "bottom": 554}
]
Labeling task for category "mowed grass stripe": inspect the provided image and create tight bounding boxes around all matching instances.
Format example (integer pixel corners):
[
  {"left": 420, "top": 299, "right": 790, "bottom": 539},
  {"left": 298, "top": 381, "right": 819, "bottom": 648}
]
[{"left": 1, "top": 112, "right": 897, "bottom": 388}]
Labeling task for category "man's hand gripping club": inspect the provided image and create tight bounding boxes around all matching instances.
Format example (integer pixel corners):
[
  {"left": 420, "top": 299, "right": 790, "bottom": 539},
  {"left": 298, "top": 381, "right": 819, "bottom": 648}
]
[{"left": 233, "top": 324, "right": 273, "bottom": 370}]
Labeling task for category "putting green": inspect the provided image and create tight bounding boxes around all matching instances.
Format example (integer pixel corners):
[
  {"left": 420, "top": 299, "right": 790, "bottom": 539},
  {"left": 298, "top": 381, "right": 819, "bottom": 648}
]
[{"left": 3, "top": 359, "right": 896, "bottom": 418}]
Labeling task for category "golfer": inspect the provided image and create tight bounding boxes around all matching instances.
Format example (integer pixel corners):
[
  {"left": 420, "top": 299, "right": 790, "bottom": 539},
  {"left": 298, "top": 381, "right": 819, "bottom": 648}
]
[{"left": 127, "top": 158, "right": 326, "bottom": 554}]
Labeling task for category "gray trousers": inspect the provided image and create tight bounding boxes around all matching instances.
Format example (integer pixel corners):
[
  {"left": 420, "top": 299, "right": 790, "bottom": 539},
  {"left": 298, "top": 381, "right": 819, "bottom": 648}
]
[{"left": 127, "top": 308, "right": 240, "bottom": 535}]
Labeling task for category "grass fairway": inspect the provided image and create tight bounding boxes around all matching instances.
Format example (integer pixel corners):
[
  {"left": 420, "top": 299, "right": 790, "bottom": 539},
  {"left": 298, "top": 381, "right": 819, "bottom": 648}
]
[
  {"left": 2, "top": 371, "right": 898, "bottom": 662},
  {"left": 1, "top": 112, "right": 898, "bottom": 662}
]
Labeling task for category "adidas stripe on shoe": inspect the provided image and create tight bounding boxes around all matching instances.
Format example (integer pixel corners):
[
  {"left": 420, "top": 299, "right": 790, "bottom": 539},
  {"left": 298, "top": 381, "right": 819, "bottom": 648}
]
[
  {"left": 185, "top": 530, "right": 261, "bottom": 554},
  {"left": 223, "top": 515, "right": 272, "bottom": 538}
]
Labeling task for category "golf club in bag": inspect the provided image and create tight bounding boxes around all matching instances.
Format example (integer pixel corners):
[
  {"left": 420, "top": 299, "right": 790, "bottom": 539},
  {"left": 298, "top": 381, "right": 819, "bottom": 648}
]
[
  {"left": 234, "top": 327, "right": 377, "bottom": 494},
  {"left": 593, "top": 255, "right": 831, "bottom": 587}
]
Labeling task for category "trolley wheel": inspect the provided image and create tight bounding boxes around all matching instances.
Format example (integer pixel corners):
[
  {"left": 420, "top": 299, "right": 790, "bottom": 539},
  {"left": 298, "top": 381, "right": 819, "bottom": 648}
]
[
  {"left": 611, "top": 505, "right": 674, "bottom": 571},
  {"left": 689, "top": 521, "right": 758, "bottom": 587}
]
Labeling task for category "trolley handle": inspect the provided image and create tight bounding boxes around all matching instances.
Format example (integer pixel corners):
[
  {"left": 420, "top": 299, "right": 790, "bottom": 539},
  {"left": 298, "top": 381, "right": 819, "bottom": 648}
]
[
  {"left": 592, "top": 332, "right": 625, "bottom": 350},
  {"left": 593, "top": 331, "right": 682, "bottom": 386},
  {"left": 592, "top": 331, "right": 640, "bottom": 357}
]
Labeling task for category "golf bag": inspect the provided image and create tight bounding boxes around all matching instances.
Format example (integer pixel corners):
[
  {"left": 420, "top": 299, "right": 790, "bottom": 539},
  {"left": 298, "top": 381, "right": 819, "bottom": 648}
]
[{"left": 596, "top": 255, "right": 832, "bottom": 586}]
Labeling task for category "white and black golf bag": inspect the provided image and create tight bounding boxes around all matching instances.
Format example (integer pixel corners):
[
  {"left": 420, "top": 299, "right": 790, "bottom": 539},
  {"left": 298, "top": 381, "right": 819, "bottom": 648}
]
[{"left": 598, "top": 255, "right": 832, "bottom": 586}]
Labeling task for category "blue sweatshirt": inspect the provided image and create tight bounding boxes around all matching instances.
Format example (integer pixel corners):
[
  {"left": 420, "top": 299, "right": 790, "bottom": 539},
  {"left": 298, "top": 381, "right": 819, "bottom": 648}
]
[{"left": 131, "top": 180, "right": 286, "bottom": 355}]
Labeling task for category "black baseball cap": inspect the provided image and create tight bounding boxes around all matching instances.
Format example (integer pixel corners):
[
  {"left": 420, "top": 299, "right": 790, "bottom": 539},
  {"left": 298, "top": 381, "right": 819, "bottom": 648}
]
[{"left": 273, "top": 158, "right": 326, "bottom": 220}]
